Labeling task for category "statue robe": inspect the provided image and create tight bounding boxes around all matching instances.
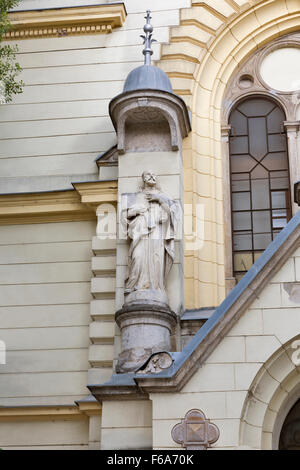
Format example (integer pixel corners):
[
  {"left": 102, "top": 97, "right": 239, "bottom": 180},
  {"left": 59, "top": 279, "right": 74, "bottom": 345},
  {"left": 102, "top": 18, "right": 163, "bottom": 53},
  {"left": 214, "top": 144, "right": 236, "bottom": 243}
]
[{"left": 124, "top": 190, "right": 179, "bottom": 299}]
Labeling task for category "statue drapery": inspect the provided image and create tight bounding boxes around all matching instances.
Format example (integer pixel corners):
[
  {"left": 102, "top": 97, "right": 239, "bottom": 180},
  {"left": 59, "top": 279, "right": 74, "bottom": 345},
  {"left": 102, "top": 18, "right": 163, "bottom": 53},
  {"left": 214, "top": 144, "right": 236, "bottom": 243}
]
[{"left": 122, "top": 171, "right": 180, "bottom": 306}]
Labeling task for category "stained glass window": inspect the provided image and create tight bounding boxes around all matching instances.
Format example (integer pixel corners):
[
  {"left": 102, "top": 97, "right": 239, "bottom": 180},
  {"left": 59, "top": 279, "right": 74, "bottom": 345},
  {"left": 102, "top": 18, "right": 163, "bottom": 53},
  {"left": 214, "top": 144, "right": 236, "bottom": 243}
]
[{"left": 229, "top": 97, "right": 291, "bottom": 282}]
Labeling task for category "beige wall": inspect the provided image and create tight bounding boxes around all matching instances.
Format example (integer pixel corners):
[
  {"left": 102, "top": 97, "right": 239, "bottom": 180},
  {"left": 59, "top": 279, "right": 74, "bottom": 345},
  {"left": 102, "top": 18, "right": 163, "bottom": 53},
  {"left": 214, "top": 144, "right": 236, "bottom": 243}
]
[
  {"left": 0, "top": 220, "right": 95, "bottom": 406},
  {"left": 0, "top": 417, "right": 89, "bottom": 450}
]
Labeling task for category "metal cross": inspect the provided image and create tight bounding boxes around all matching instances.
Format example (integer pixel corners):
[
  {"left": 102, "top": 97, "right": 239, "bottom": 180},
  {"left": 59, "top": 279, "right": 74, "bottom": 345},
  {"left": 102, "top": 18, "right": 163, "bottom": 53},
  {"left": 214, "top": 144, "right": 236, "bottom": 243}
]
[{"left": 140, "top": 10, "right": 156, "bottom": 66}]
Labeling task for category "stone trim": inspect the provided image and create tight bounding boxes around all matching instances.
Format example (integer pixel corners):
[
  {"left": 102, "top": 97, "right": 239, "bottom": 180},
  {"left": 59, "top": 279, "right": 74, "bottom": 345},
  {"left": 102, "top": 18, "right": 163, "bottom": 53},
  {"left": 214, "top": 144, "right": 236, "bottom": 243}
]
[
  {"left": 159, "top": 0, "right": 276, "bottom": 97},
  {"left": 239, "top": 340, "right": 300, "bottom": 449},
  {"left": 0, "top": 180, "right": 118, "bottom": 225},
  {"left": 221, "top": 124, "right": 236, "bottom": 294},
  {"left": 88, "top": 237, "right": 116, "bottom": 379},
  {"left": 73, "top": 180, "right": 118, "bottom": 209},
  {"left": 5, "top": 3, "right": 126, "bottom": 40},
  {"left": 96, "top": 146, "right": 119, "bottom": 169},
  {"left": 171, "top": 409, "right": 220, "bottom": 450},
  {"left": 272, "top": 384, "right": 300, "bottom": 450},
  {"left": 77, "top": 400, "right": 102, "bottom": 417}
]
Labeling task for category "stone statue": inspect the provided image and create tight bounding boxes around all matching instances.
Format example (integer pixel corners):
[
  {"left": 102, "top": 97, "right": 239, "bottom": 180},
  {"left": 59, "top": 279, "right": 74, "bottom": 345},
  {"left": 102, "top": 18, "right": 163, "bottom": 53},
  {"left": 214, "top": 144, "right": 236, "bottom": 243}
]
[{"left": 122, "top": 170, "right": 180, "bottom": 307}]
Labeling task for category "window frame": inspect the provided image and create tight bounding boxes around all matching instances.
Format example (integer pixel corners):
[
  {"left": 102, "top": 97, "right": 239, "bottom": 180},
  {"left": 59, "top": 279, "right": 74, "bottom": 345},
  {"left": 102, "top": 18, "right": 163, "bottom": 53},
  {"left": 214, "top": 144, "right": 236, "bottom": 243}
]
[{"left": 221, "top": 33, "right": 300, "bottom": 292}]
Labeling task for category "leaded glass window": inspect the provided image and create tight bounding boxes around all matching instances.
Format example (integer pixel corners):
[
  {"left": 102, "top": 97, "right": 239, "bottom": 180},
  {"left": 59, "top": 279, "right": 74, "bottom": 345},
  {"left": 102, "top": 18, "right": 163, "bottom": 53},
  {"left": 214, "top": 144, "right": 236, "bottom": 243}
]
[{"left": 229, "top": 97, "right": 291, "bottom": 282}]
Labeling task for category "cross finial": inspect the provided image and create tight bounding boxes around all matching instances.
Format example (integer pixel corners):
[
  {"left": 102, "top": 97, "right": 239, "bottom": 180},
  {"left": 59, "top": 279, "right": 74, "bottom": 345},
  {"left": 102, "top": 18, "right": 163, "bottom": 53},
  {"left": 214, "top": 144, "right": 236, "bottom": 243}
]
[{"left": 140, "top": 10, "right": 156, "bottom": 66}]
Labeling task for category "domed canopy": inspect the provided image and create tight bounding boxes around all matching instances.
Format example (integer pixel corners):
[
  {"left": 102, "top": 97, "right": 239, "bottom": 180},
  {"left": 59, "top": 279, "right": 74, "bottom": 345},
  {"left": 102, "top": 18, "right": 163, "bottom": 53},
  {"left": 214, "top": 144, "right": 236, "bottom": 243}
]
[{"left": 123, "top": 64, "right": 173, "bottom": 94}]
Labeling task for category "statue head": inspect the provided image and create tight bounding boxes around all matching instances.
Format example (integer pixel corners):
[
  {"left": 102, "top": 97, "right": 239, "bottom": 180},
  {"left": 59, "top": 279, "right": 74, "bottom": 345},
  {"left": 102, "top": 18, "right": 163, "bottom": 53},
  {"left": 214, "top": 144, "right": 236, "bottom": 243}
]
[{"left": 142, "top": 170, "right": 157, "bottom": 188}]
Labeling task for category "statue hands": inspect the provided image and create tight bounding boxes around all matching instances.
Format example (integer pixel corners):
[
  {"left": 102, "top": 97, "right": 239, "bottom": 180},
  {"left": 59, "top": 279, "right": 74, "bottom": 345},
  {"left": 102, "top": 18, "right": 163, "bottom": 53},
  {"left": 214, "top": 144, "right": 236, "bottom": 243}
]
[{"left": 146, "top": 193, "right": 168, "bottom": 205}]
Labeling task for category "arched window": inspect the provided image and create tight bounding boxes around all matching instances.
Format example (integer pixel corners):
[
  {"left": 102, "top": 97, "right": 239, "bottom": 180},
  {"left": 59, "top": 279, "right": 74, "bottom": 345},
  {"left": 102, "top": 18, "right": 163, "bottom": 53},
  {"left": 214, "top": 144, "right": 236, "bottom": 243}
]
[{"left": 229, "top": 96, "right": 292, "bottom": 282}]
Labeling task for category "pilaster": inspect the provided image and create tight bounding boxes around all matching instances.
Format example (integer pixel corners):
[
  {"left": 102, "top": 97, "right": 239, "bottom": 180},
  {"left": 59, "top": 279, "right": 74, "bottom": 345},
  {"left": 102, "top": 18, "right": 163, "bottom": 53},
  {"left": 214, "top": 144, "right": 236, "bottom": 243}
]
[
  {"left": 284, "top": 121, "right": 300, "bottom": 215},
  {"left": 221, "top": 125, "right": 236, "bottom": 293}
]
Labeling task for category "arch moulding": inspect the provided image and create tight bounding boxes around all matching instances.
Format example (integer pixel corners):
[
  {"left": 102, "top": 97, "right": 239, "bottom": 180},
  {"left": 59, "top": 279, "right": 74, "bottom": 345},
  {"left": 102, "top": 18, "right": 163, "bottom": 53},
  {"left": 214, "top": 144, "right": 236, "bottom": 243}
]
[{"left": 239, "top": 337, "right": 300, "bottom": 449}]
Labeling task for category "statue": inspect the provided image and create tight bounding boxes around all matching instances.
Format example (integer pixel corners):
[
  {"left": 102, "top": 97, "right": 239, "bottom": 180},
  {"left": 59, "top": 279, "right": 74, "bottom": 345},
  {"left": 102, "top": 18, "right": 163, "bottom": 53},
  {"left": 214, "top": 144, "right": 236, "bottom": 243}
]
[{"left": 122, "top": 170, "right": 180, "bottom": 307}]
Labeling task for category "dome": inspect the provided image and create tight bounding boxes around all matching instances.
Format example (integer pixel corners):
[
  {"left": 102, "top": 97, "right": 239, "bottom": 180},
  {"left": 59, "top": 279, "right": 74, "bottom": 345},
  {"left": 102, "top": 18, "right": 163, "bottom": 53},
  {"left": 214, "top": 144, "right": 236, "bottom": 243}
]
[{"left": 123, "top": 64, "right": 173, "bottom": 93}]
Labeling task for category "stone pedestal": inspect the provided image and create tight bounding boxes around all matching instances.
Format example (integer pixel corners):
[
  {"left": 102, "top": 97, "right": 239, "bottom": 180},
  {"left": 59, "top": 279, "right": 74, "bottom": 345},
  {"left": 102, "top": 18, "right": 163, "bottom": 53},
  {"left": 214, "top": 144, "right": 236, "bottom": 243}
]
[{"left": 115, "top": 303, "right": 177, "bottom": 373}]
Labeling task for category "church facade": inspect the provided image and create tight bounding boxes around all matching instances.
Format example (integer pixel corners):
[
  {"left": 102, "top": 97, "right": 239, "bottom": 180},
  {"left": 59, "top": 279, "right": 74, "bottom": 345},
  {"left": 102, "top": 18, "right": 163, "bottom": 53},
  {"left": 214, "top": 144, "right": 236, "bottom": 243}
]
[{"left": 0, "top": 0, "right": 299, "bottom": 450}]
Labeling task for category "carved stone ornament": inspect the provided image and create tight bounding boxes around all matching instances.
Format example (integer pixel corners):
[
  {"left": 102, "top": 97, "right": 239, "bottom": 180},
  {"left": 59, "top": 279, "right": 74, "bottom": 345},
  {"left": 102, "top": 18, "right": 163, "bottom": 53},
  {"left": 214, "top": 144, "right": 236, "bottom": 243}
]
[
  {"left": 96, "top": 145, "right": 118, "bottom": 168},
  {"left": 171, "top": 409, "right": 220, "bottom": 450},
  {"left": 5, "top": 4, "right": 126, "bottom": 40},
  {"left": 137, "top": 351, "right": 173, "bottom": 374}
]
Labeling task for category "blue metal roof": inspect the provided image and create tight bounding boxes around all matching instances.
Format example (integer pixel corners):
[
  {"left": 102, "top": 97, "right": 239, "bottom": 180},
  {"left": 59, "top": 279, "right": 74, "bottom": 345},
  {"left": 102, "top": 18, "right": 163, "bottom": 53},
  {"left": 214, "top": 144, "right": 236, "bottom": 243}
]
[{"left": 123, "top": 65, "right": 173, "bottom": 93}]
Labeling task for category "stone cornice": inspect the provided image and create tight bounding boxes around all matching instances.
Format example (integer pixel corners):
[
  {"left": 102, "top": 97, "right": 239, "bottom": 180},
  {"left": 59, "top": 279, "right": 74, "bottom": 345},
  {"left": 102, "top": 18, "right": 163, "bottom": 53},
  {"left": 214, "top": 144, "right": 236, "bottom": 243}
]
[
  {"left": 5, "top": 3, "right": 126, "bottom": 40},
  {"left": 284, "top": 121, "right": 300, "bottom": 133},
  {"left": 73, "top": 180, "right": 118, "bottom": 209},
  {"left": 0, "top": 180, "right": 118, "bottom": 225},
  {"left": 76, "top": 400, "right": 102, "bottom": 417},
  {"left": 0, "top": 402, "right": 101, "bottom": 421}
]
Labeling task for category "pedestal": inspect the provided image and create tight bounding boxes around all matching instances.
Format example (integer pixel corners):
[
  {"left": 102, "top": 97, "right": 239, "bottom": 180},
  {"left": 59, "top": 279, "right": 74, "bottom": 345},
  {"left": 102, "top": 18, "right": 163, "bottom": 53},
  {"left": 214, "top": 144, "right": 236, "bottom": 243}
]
[{"left": 115, "top": 303, "right": 177, "bottom": 373}]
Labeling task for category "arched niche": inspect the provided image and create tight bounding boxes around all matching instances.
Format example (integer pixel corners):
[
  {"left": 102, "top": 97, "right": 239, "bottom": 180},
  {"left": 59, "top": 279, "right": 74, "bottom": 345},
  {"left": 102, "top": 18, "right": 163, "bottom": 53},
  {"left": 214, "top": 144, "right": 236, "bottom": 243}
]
[{"left": 109, "top": 90, "right": 190, "bottom": 155}]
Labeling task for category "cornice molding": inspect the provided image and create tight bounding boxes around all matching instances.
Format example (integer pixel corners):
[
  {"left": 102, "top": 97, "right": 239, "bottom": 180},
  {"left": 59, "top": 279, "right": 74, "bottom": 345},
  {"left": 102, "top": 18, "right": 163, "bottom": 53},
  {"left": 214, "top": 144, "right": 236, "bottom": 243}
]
[
  {"left": 5, "top": 3, "right": 126, "bottom": 40},
  {"left": 77, "top": 400, "right": 102, "bottom": 417},
  {"left": 96, "top": 145, "right": 119, "bottom": 168},
  {"left": 0, "top": 180, "right": 118, "bottom": 225},
  {"left": 73, "top": 180, "right": 118, "bottom": 209}
]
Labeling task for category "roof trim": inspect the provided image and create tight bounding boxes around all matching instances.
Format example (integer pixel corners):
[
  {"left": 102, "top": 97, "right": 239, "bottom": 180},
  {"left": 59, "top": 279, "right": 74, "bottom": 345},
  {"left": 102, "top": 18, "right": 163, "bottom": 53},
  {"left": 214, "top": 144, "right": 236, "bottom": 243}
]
[
  {"left": 5, "top": 3, "right": 126, "bottom": 40},
  {"left": 0, "top": 180, "right": 117, "bottom": 225}
]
